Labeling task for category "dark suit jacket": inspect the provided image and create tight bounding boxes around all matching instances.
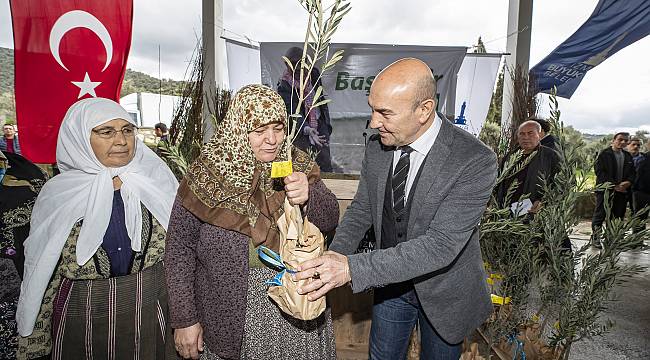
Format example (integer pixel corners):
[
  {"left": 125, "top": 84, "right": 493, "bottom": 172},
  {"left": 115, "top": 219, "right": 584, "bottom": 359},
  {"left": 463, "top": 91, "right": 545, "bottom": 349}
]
[
  {"left": 594, "top": 147, "right": 635, "bottom": 191},
  {"left": 329, "top": 117, "right": 497, "bottom": 344},
  {"left": 540, "top": 134, "right": 557, "bottom": 152},
  {"left": 496, "top": 145, "right": 561, "bottom": 205},
  {"left": 633, "top": 152, "right": 650, "bottom": 193}
]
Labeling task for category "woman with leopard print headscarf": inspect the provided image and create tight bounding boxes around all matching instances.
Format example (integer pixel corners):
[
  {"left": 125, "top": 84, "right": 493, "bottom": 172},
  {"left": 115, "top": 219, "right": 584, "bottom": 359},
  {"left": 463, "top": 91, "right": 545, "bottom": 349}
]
[{"left": 165, "top": 84, "right": 339, "bottom": 360}]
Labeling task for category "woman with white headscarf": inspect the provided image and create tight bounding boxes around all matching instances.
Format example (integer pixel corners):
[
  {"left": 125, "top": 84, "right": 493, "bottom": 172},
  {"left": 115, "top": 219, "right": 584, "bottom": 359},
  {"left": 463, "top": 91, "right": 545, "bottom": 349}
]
[{"left": 16, "top": 98, "right": 179, "bottom": 359}]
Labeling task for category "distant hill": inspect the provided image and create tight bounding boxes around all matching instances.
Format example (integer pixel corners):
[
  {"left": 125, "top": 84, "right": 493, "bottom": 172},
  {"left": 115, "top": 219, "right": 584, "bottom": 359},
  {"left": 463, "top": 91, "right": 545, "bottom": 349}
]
[
  {"left": 0, "top": 46, "right": 186, "bottom": 122},
  {"left": 0, "top": 47, "right": 13, "bottom": 94},
  {"left": 581, "top": 133, "right": 607, "bottom": 143}
]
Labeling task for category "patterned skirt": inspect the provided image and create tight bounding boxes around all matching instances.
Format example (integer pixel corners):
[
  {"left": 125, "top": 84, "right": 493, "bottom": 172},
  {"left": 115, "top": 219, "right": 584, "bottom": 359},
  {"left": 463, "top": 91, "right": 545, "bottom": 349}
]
[
  {"left": 51, "top": 262, "right": 175, "bottom": 360},
  {"left": 201, "top": 267, "right": 337, "bottom": 360}
]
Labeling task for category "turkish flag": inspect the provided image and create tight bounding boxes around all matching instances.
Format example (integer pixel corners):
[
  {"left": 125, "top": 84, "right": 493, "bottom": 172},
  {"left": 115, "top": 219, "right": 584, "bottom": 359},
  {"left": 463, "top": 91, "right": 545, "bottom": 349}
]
[{"left": 10, "top": 0, "right": 133, "bottom": 163}]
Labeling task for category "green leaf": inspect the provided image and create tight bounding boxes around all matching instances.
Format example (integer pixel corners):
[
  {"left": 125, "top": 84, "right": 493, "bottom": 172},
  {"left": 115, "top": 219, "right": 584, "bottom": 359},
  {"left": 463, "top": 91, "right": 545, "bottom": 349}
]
[
  {"left": 313, "top": 85, "right": 323, "bottom": 101},
  {"left": 311, "top": 98, "right": 331, "bottom": 108},
  {"left": 282, "top": 56, "right": 295, "bottom": 73}
]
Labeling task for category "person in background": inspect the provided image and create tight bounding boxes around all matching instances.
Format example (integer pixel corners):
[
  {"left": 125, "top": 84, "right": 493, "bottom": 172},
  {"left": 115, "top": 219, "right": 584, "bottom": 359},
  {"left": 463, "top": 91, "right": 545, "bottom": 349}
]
[
  {"left": 16, "top": 98, "right": 179, "bottom": 359},
  {"left": 631, "top": 138, "right": 650, "bottom": 239},
  {"left": 165, "top": 85, "right": 338, "bottom": 360},
  {"left": 1, "top": 124, "right": 22, "bottom": 155},
  {"left": 625, "top": 137, "right": 644, "bottom": 218},
  {"left": 0, "top": 151, "right": 48, "bottom": 359},
  {"left": 277, "top": 46, "right": 333, "bottom": 172},
  {"left": 532, "top": 117, "right": 557, "bottom": 152},
  {"left": 154, "top": 122, "right": 169, "bottom": 155},
  {"left": 591, "top": 132, "right": 635, "bottom": 249},
  {"left": 155, "top": 123, "right": 169, "bottom": 143},
  {"left": 496, "top": 121, "right": 561, "bottom": 214},
  {"left": 626, "top": 137, "right": 644, "bottom": 169}
]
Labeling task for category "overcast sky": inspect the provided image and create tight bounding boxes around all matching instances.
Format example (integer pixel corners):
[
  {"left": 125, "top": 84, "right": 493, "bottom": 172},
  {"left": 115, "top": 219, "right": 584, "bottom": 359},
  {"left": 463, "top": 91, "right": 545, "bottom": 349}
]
[{"left": 1, "top": 0, "right": 648, "bottom": 135}]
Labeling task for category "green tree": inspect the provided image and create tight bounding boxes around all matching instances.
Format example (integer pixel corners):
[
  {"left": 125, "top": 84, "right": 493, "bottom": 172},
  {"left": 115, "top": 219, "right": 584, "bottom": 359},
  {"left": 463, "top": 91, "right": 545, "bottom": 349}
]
[
  {"left": 634, "top": 130, "right": 648, "bottom": 143},
  {"left": 486, "top": 69, "right": 504, "bottom": 125},
  {"left": 479, "top": 121, "right": 501, "bottom": 153}
]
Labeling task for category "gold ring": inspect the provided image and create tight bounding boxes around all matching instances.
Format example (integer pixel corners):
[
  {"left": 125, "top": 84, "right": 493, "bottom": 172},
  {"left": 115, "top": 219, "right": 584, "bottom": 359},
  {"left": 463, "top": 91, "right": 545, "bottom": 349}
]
[{"left": 312, "top": 271, "right": 320, "bottom": 279}]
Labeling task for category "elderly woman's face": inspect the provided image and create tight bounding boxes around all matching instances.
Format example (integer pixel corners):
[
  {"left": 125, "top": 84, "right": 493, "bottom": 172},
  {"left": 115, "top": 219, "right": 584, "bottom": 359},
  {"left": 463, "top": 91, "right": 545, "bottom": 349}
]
[
  {"left": 90, "top": 118, "right": 136, "bottom": 168},
  {"left": 248, "top": 122, "right": 286, "bottom": 162}
]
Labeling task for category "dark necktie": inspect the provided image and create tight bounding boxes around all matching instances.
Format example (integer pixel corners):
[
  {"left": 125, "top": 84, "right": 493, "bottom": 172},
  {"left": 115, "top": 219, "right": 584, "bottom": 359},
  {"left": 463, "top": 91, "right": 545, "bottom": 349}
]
[{"left": 392, "top": 146, "right": 414, "bottom": 214}]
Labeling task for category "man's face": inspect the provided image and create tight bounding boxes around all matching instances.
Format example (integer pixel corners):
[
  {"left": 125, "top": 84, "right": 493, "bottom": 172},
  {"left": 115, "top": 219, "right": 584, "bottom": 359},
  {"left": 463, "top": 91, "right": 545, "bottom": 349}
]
[
  {"left": 517, "top": 124, "right": 541, "bottom": 152},
  {"left": 612, "top": 134, "right": 629, "bottom": 151},
  {"left": 368, "top": 82, "right": 428, "bottom": 147},
  {"left": 155, "top": 128, "right": 162, "bottom": 137},
  {"left": 3, "top": 125, "right": 15, "bottom": 138},
  {"left": 627, "top": 140, "right": 641, "bottom": 155}
]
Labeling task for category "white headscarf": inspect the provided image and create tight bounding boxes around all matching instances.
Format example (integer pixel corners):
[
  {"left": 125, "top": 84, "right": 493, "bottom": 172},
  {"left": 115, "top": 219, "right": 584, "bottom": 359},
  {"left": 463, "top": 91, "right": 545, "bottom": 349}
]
[{"left": 17, "top": 97, "right": 179, "bottom": 336}]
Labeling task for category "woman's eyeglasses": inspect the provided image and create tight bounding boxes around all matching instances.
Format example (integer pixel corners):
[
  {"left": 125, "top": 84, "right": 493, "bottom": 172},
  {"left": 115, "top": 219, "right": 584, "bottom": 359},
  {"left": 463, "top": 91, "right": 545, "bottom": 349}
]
[{"left": 92, "top": 126, "right": 138, "bottom": 139}]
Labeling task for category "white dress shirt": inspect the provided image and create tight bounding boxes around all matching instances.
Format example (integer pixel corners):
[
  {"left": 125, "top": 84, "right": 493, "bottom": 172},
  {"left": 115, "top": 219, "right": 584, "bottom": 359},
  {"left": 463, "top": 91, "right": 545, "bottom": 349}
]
[{"left": 391, "top": 114, "right": 442, "bottom": 200}]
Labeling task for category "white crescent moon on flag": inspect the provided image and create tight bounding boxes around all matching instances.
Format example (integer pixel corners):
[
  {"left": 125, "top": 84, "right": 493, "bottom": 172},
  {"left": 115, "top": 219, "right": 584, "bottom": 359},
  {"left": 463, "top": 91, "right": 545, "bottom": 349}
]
[{"left": 49, "top": 10, "right": 113, "bottom": 72}]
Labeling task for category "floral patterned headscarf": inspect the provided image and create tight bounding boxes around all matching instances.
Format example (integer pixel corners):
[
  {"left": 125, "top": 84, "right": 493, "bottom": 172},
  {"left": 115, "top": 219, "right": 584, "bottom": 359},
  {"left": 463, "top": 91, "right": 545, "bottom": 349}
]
[{"left": 177, "top": 84, "right": 316, "bottom": 250}]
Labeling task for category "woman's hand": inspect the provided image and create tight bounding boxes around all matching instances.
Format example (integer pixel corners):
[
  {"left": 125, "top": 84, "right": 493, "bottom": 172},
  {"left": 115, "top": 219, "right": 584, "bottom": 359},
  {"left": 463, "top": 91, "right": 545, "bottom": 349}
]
[
  {"left": 174, "top": 323, "right": 204, "bottom": 359},
  {"left": 284, "top": 172, "right": 309, "bottom": 206}
]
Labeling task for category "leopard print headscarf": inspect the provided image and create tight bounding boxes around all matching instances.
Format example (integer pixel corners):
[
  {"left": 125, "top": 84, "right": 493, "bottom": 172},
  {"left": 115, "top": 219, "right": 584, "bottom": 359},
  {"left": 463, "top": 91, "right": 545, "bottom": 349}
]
[{"left": 177, "top": 84, "right": 317, "bottom": 250}]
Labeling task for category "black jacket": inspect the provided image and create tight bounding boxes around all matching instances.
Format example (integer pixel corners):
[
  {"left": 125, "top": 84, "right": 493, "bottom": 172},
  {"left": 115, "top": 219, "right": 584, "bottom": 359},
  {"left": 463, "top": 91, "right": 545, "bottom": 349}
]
[
  {"left": 496, "top": 145, "right": 561, "bottom": 206},
  {"left": 540, "top": 134, "right": 558, "bottom": 152},
  {"left": 594, "top": 147, "right": 635, "bottom": 190},
  {"left": 633, "top": 152, "right": 650, "bottom": 193}
]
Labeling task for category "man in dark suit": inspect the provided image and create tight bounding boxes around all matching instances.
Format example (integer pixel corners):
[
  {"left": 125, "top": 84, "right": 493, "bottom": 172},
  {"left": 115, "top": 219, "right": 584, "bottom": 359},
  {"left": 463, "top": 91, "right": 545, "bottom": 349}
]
[
  {"left": 591, "top": 132, "right": 635, "bottom": 248},
  {"left": 496, "top": 120, "right": 561, "bottom": 214},
  {"left": 295, "top": 58, "right": 497, "bottom": 359},
  {"left": 532, "top": 117, "right": 557, "bottom": 152}
]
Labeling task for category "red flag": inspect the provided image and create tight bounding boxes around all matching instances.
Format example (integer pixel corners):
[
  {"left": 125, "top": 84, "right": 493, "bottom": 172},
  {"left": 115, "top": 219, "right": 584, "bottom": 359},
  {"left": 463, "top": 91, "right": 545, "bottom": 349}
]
[{"left": 10, "top": 0, "right": 133, "bottom": 163}]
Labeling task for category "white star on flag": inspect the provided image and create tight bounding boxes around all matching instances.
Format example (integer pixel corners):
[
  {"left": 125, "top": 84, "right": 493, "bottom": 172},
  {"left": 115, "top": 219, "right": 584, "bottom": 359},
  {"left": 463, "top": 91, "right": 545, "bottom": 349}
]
[{"left": 71, "top": 72, "right": 101, "bottom": 98}]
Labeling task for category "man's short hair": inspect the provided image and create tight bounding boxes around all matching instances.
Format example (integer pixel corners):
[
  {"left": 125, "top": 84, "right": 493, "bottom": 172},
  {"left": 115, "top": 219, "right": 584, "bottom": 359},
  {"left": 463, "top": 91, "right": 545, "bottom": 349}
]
[
  {"left": 629, "top": 137, "right": 641, "bottom": 143},
  {"left": 412, "top": 70, "right": 437, "bottom": 111},
  {"left": 613, "top": 132, "right": 630, "bottom": 140},
  {"left": 518, "top": 120, "right": 542, "bottom": 133},
  {"left": 154, "top": 123, "right": 168, "bottom": 132},
  {"left": 3, "top": 124, "right": 13, "bottom": 129},
  {"left": 531, "top": 117, "right": 551, "bottom": 133}
]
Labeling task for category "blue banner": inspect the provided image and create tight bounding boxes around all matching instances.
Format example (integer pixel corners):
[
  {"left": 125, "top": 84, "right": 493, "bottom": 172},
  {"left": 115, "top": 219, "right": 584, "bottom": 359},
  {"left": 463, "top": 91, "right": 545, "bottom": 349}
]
[{"left": 530, "top": 0, "right": 650, "bottom": 99}]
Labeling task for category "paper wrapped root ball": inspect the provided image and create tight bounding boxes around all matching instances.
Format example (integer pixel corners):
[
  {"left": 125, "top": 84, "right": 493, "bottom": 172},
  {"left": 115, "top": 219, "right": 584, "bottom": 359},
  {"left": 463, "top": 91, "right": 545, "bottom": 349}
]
[{"left": 267, "top": 199, "right": 326, "bottom": 320}]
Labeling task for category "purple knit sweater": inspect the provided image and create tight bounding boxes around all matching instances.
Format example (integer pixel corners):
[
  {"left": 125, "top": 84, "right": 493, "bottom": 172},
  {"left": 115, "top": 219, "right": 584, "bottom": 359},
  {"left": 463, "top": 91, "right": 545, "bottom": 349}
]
[{"left": 164, "top": 180, "right": 339, "bottom": 359}]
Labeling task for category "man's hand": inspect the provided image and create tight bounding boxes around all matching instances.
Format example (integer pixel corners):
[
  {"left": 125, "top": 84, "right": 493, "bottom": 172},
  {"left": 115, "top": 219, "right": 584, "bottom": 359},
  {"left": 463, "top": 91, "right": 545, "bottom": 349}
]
[
  {"left": 294, "top": 251, "right": 351, "bottom": 301},
  {"left": 284, "top": 172, "right": 309, "bottom": 206},
  {"left": 174, "top": 323, "right": 204, "bottom": 359},
  {"left": 615, "top": 181, "right": 631, "bottom": 193}
]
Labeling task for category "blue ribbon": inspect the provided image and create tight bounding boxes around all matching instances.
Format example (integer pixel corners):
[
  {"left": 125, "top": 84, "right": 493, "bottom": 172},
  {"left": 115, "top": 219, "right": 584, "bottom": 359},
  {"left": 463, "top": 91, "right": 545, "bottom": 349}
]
[
  {"left": 257, "top": 245, "right": 297, "bottom": 286},
  {"left": 507, "top": 333, "right": 526, "bottom": 360}
]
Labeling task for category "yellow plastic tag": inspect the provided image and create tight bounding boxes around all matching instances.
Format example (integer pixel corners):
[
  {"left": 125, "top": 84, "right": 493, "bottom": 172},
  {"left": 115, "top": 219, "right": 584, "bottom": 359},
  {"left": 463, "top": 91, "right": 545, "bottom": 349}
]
[
  {"left": 491, "top": 294, "right": 511, "bottom": 305},
  {"left": 490, "top": 273, "right": 503, "bottom": 280},
  {"left": 271, "top": 160, "right": 293, "bottom": 178}
]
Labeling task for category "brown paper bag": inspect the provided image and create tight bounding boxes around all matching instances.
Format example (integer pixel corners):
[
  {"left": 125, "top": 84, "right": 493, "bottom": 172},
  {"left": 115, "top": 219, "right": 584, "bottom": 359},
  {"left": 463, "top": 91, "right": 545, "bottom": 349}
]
[
  {"left": 460, "top": 340, "right": 487, "bottom": 360},
  {"left": 266, "top": 198, "right": 326, "bottom": 320}
]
